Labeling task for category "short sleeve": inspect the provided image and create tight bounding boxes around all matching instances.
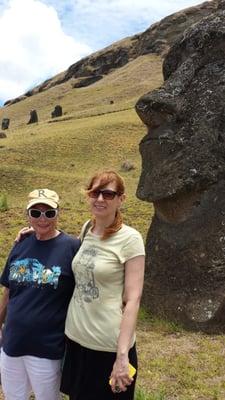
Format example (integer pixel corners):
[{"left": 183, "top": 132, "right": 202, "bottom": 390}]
[
  {"left": 0, "top": 243, "right": 18, "bottom": 288},
  {"left": 0, "top": 255, "right": 11, "bottom": 288},
  {"left": 120, "top": 232, "right": 145, "bottom": 263}
]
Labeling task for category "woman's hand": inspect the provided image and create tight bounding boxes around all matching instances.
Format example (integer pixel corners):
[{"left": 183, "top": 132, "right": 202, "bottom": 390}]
[
  {"left": 15, "top": 226, "right": 34, "bottom": 242},
  {"left": 109, "top": 355, "right": 133, "bottom": 393},
  {"left": 109, "top": 255, "right": 144, "bottom": 393}
]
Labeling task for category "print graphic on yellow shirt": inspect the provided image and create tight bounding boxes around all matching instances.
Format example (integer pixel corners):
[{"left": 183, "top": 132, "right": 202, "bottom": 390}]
[{"left": 74, "top": 247, "right": 99, "bottom": 305}]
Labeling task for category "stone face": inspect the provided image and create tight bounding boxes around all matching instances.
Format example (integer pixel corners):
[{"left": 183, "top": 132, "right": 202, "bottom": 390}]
[
  {"left": 51, "top": 105, "right": 62, "bottom": 118},
  {"left": 135, "top": 8, "right": 225, "bottom": 332},
  {"left": 1, "top": 118, "right": 10, "bottom": 130},
  {"left": 27, "top": 110, "right": 38, "bottom": 124}
]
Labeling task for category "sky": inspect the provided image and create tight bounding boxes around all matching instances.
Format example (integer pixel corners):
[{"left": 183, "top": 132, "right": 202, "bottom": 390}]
[{"left": 0, "top": 0, "right": 204, "bottom": 104}]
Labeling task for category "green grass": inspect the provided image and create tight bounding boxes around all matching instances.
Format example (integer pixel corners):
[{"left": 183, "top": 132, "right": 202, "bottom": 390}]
[
  {"left": 135, "top": 387, "right": 166, "bottom": 400},
  {"left": 0, "top": 193, "right": 8, "bottom": 212}
]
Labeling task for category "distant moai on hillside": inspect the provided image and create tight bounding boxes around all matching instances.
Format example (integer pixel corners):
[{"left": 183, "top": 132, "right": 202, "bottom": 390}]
[
  {"left": 1, "top": 118, "right": 10, "bottom": 130},
  {"left": 135, "top": 2, "right": 225, "bottom": 333},
  {"left": 51, "top": 105, "right": 62, "bottom": 118},
  {"left": 27, "top": 109, "right": 38, "bottom": 124}
]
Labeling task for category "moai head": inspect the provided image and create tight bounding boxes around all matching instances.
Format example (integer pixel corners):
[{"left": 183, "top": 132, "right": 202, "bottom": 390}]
[
  {"left": 51, "top": 105, "right": 62, "bottom": 118},
  {"left": 136, "top": 9, "right": 225, "bottom": 203},
  {"left": 27, "top": 109, "right": 38, "bottom": 124},
  {"left": 1, "top": 118, "right": 10, "bottom": 130}
]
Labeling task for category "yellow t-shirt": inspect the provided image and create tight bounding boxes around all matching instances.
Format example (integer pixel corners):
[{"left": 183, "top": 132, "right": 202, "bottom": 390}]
[{"left": 65, "top": 223, "right": 145, "bottom": 352}]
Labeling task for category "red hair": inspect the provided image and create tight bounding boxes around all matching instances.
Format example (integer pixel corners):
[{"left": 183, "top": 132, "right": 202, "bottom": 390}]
[{"left": 86, "top": 170, "right": 125, "bottom": 240}]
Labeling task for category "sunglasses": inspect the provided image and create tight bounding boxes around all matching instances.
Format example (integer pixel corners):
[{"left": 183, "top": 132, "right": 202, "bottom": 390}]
[
  {"left": 28, "top": 208, "right": 58, "bottom": 219},
  {"left": 88, "top": 189, "right": 121, "bottom": 200}
]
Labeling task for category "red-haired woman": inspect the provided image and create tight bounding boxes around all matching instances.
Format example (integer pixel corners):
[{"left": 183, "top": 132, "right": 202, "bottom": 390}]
[{"left": 61, "top": 170, "right": 145, "bottom": 400}]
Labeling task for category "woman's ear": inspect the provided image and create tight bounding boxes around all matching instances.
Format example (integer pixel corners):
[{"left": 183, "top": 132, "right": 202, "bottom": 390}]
[
  {"left": 120, "top": 193, "right": 126, "bottom": 203},
  {"left": 118, "top": 193, "right": 126, "bottom": 209},
  {"left": 25, "top": 209, "right": 29, "bottom": 221}
]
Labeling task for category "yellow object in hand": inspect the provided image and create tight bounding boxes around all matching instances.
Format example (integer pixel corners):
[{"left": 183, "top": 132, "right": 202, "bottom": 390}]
[{"left": 109, "top": 363, "right": 136, "bottom": 385}]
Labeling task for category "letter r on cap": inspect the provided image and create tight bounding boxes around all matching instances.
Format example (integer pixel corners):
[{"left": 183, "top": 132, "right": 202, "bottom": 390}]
[{"left": 38, "top": 189, "right": 47, "bottom": 197}]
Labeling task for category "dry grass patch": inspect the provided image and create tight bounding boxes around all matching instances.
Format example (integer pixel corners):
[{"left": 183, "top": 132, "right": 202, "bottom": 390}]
[{"left": 136, "top": 313, "right": 225, "bottom": 399}]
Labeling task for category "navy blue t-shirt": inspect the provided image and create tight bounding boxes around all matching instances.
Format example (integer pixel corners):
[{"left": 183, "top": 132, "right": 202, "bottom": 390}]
[{"left": 0, "top": 232, "right": 80, "bottom": 359}]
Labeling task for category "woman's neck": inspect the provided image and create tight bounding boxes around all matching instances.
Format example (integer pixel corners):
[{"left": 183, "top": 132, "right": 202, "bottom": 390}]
[
  {"left": 92, "top": 216, "right": 115, "bottom": 235},
  {"left": 35, "top": 230, "right": 60, "bottom": 241}
]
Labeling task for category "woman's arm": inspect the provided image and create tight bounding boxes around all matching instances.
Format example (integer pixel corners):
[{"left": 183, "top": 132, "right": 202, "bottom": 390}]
[
  {"left": 15, "top": 226, "right": 34, "bottom": 242},
  {"left": 0, "top": 287, "right": 9, "bottom": 333},
  {"left": 110, "top": 255, "right": 145, "bottom": 393}
]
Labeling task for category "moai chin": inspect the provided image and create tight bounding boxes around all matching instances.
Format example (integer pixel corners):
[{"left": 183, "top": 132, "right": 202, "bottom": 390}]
[{"left": 135, "top": 6, "right": 225, "bottom": 332}]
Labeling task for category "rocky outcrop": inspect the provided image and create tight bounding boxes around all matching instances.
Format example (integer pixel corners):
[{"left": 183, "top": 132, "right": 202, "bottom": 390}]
[
  {"left": 135, "top": 2, "right": 225, "bottom": 332},
  {"left": 133, "top": 0, "right": 218, "bottom": 57},
  {"left": 4, "top": 0, "right": 220, "bottom": 106},
  {"left": 73, "top": 75, "right": 103, "bottom": 88}
]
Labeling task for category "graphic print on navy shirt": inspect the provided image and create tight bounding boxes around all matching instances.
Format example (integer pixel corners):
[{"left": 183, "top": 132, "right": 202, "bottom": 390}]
[
  {"left": 0, "top": 232, "right": 80, "bottom": 359},
  {"left": 9, "top": 258, "right": 61, "bottom": 289}
]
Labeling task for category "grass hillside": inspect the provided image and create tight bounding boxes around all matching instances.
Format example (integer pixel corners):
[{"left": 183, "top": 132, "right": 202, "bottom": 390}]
[
  {"left": 0, "top": 53, "right": 161, "bottom": 260},
  {"left": 0, "top": 52, "right": 225, "bottom": 399}
]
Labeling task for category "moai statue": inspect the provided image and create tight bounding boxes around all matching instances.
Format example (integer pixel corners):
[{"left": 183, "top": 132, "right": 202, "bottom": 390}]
[
  {"left": 1, "top": 118, "right": 10, "bottom": 130},
  {"left": 51, "top": 105, "right": 62, "bottom": 118},
  {"left": 27, "top": 109, "right": 38, "bottom": 124},
  {"left": 135, "top": 3, "right": 225, "bottom": 332}
]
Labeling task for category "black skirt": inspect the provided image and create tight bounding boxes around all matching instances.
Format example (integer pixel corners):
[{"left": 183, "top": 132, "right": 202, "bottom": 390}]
[{"left": 60, "top": 337, "right": 138, "bottom": 400}]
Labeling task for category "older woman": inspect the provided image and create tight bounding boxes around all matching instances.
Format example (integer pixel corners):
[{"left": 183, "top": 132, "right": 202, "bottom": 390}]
[
  {"left": 61, "top": 170, "right": 145, "bottom": 400},
  {"left": 0, "top": 188, "right": 80, "bottom": 400}
]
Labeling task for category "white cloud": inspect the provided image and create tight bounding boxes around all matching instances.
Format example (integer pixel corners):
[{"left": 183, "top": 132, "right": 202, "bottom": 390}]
[
  {"left": 0, "top": 0, "right": 206, "bottom": 103},
  {"left": 41, "top": 0, "right": 204, "bottom": 49},
  {"left": 0, "top": 0, "right": 92, "bottom": 102}
]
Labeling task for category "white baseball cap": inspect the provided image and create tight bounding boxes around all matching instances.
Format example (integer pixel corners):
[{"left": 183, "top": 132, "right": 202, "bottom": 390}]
[{"left": 27, "top": 188, "right": 59, "bottom": 209}]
